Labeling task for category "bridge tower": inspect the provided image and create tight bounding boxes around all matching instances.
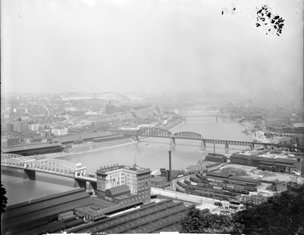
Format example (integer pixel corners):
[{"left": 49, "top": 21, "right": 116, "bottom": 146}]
[
  {"left": 216, "top": 116, "right": 218, "bottom": 123},
  {"left": 225, "top": 142, "right": 229, "bottom": 154},
  {"left": 74, "top": 164, "right": 86, "bottom": 178}
]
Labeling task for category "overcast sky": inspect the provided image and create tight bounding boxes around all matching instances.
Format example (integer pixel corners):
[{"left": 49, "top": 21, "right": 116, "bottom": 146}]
[{"left": 1, "top": 0, "right": 303, "bottom": 101}]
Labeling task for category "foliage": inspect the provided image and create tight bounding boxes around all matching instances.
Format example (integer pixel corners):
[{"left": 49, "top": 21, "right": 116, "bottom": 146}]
[
  {"left": 233, "top": 184, "right": 304, "bottom": 235},
  {"left": 180, "top": 206, "right": 234, "bottom": 234},
  {"left": 180, "top": 184, "right": 304, "bottom": 235},
  {"left": 1, "top": 183, "right": 8, "bottom": 215}
]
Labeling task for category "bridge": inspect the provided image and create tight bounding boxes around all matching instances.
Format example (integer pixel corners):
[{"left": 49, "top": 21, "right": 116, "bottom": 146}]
[
  {"left": 180, "top": 113, "right": 220, "bottom": 123},
  {"left": 1, "top": 153, "right": 98, "bottom": 191},
  {"left": 1, "top": 153, "right": 87, "bottom": 179},
  {"left": 114, "top": 127, "right": 304, "bottom": 153}
]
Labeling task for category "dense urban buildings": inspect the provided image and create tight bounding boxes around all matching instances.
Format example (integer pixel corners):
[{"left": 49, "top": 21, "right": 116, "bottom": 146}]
[{"left": 1, "top": 92, "right": 304, "bottom": 234}]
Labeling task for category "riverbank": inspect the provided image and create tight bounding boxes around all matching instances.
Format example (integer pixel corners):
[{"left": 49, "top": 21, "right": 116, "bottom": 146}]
[{"left": 45, "top": 115, "right": 185, "bottom": 159}]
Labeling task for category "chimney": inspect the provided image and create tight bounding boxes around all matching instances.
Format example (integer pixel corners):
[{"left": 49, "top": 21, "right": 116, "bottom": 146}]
[{"left": 168, "top": 150, "right": 172, "bottom": 181}]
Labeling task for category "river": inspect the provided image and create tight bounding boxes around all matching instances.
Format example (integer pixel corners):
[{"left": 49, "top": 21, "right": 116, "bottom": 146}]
[{"left": 2, "top": 106, "right": 253, "bottom": 205}]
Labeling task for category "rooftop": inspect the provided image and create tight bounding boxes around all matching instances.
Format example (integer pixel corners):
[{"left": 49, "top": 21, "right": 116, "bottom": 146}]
[
  {"left": 220, "top": 164, "right": 304, "bottom": 184},
  {"left": 105, "top": 185, "right": 130, "bottom": 197},
  {"left": 67, "top": 199, "right": 188, "bottom": 234},
  {"left": 2, "top": 189, "right": 95, "bottom": 234},
  {"left": 96, "top": 164, "right": 150, "bottom": 175}
]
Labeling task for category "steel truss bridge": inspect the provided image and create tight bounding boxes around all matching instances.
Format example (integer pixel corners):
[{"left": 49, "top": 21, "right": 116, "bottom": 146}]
[
  {"left": 1, "top": 153, "right": 87, "bottom": 179},
  {"left": 180, "top": 113, "right": 219, "bottom": 122},
  {"left": 114, "top": 127, "right": 304, "bottom": 152}
]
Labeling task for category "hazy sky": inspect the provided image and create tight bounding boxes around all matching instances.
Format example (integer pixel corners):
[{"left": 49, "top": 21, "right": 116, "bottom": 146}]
[{"left": 1, "top": 0, "right": 303, "bottom": 100}]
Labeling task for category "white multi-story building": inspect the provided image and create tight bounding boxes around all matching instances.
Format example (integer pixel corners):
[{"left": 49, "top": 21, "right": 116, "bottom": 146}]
[
  {"left": 96, "top": 164, "right": 151, "bottom": 203},
  {"left": 51, "top": 127, "right": 68, "bottom": 136}
]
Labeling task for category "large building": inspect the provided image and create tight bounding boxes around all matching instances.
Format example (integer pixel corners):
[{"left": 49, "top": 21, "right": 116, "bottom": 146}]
[
  {"left": 67, "top": 199, "right": 188, "bottom": 234},
  {"left": 96, "top": 164, "right": 151, "bottom": 203},
  {"left": 230, "top": 152, "right": 302, "bottom": 174}
]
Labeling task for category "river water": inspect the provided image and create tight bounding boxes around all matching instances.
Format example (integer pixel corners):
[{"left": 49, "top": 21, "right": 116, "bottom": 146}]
[{"left": 2, "top": 107, "right": 253, "bottom": 205}]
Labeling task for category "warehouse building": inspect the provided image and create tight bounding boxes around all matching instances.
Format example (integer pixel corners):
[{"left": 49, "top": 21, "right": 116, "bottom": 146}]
[
  {"left": 67, "top": 199, "right": 189, "bottom": 234},
  {"left": 230, "top": 152, "right": 301, "bottom": 174},
  {"left": 2, "top": 188, "right": 113, "bottom": 234}
]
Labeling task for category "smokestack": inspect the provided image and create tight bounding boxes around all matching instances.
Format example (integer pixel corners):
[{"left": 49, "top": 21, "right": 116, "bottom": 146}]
[{"left": 168, "top": 150, "right": 172, "bottom": 181}]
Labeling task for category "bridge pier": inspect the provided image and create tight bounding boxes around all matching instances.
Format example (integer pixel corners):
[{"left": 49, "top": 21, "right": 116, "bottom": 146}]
[
  {"left": 74, "top": 178, "right": 86, "bottom": 189},
  {"left": 225, "top": 142, "right": 229, "bottom": 154},
  {"left": 249, "top": 143, "right": 254, "bottom": 150},
  {"left": 170, "top": 138, "right": 176, "bottom": 151},
  {"left": 263, "top": 144, "right": 268, "bottom": 150},
  {"left": 200, "top": 140, "right": 206, "bottom": 151},
  {"left": 24, "top": 169, "right": 36, "bottom": 180},
  {"left": 90, "top": 181, "right": 97, "bottom": 192}
]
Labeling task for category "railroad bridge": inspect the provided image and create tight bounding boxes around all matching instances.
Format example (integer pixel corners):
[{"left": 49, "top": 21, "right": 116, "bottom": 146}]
[{"left": 114, "top": 127, "right": 304, "bottom": 153}]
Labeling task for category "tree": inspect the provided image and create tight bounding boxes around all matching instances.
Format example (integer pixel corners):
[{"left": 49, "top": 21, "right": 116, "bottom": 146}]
[
  {"left": 180, "top": 184, "right": 304, "bottom": 234},
  {"left": 180, "top": 206, "right": 234, "bottom": 234},
  {"left": 233, "top": 184, "right": 304, "bottom": 235},
  {"left": 1, "top": 183, "right": 8, "bottom": 215}
]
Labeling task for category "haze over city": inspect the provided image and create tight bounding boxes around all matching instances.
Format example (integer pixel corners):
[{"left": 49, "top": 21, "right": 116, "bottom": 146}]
[{"left": 2, "top": 0, "right": 303, "bottom": 103}]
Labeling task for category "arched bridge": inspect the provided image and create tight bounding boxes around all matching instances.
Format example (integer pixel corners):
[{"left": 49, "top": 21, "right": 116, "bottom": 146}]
[
  {"left": 173, "top": 131, "right": 202, "bottom": 140},
  {"left": 1, "top": 154, "right": 86, "bottom": 179},
  {"left": 138, "top": 127, "right": 172, "bottom": 138},
  {"left": 114, "top": 127, "right": 304, "bottom": 152}
]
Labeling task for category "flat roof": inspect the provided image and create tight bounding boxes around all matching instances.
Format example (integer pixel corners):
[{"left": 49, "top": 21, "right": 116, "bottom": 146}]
[
  {"left": 206, "top": 153, "right": 226, "bottom": 158},
  {"left": 68, "top": 199, "right": 188, "bottom": 234},
  {"left": 97, "top": 164, "right": 150, "bottom": 175},
  {"left": 3, "top": 188, "right": 94, "bottom": 232}
]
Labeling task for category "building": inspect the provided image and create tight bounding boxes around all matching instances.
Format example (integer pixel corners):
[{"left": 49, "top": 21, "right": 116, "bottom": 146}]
[
  {"left": 12, "top": 121, "right": 29, "bottom": 133},
  {"left": 151, "top": 176, "right": 167, "bottom": 188},
  {"left": 28, "top": 123, "right": 40, "bottom": 132},
  {"left": 230, "top": 152, "right": 300, "bottom": 174},
  {"left": 96, "top": 164, "right": 151, "bottom": 203},
  {"left": 67, "top": 199, "right": 188, "bottom": 234},
  {"left": 206, "top": 172, "right": 260, "bottom": 192},
  {"left": 2, "top": 189, "right": 93, "bottom": 234},
  {"left": 205, "top": 153, "right": 227, "bottom": 163},
  {"left": 1, "top": 137, "right": 21, "bottom": 147},
  {"left": 160, "top": 168, "right": 171, "bottom": 182},
  {"left": 52, "top": 127, "right": 68, "bottom": 136}
]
